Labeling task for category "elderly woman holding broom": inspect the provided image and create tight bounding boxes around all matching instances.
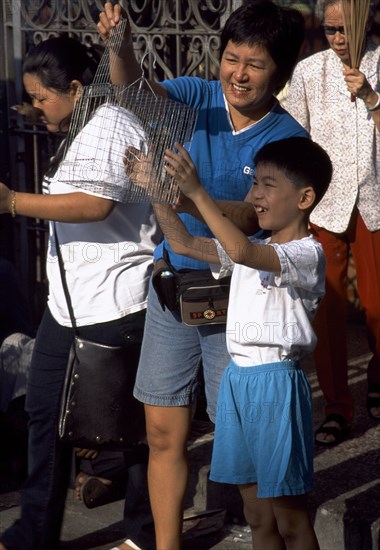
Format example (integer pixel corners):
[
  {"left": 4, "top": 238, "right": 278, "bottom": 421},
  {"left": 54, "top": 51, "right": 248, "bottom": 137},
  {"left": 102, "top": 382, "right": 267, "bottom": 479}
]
[{"left": 286, "top": 0, "right": 380, "bottom": 446}]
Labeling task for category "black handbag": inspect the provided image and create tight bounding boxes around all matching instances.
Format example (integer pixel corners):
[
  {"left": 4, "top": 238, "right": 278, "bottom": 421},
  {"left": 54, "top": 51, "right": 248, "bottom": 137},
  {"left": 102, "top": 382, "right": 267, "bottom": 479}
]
[{"left": 54, "top": 225, "right": 145, "bottom": 450}]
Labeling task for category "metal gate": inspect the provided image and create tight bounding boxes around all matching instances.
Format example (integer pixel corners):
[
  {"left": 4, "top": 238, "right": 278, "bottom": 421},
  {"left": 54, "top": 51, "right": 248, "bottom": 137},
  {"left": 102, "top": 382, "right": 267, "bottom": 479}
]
[
  {"left": 0, "top": 0, "right": 242, "bottom": 327},
  {"left": 1, "top": 0, "right": 324, "bottom": 327}
]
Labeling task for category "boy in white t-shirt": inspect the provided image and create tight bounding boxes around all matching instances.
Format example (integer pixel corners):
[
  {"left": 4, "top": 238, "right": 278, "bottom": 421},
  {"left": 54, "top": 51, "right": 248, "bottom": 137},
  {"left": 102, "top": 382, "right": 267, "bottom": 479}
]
[{"left": 129, "top": 136, "right": 332, "bottom": 549}]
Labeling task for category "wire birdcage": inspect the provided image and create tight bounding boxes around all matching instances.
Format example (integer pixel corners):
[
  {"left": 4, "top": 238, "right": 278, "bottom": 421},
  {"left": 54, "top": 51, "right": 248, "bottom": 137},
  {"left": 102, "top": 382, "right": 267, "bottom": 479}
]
[{"left": 59, "top": 19, "right": 198, "bottom": 203}]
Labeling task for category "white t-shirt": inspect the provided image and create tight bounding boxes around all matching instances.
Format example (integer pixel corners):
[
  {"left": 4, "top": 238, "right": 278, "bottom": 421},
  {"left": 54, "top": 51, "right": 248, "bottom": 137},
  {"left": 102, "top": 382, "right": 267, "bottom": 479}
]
[
  {"left": 44, "top": 104, "right": 162, "bottom": 327},
  {"left": 212, "top": 236, "right": 325, "bottom": 367}
]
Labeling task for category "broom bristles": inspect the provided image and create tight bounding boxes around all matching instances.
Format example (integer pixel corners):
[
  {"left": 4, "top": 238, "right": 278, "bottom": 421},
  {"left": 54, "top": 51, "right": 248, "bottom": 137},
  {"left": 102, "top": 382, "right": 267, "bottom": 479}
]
[{"left": 341, "top": 0, "right": 370, "bottom": 68}]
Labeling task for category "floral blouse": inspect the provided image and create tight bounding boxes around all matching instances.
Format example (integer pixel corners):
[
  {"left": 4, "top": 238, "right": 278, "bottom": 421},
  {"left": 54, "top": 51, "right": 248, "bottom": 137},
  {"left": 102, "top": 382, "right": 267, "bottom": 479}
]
[{"left": 285, "top": 42, "right": 380, "bottom": 233}]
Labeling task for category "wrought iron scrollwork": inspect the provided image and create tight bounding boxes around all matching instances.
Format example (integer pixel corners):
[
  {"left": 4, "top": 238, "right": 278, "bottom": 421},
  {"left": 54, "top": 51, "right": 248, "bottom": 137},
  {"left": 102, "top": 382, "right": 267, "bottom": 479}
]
[{"left": 6, "top": 0, "right": 238, "bottom": 79}]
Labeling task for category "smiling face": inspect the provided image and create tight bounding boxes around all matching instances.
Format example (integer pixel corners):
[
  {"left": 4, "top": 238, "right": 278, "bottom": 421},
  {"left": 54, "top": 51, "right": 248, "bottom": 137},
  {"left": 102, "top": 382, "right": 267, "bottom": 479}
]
[
  {"left": 219, "top": 41, "right": 278, "bottom": 129},
  {"left": 23, "top": 73, "right": 76, "bottom": 133},
  {"left": 250, "top": 163, "right": 313, "bottom": 242},
  {"left": 324, "top": 2, "right": 351, "bottom": 65}
]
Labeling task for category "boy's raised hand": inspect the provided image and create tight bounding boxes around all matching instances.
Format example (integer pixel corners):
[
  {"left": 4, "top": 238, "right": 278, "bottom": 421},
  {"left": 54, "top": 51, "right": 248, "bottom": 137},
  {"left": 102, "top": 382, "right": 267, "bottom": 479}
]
[{"left": 164, "top": 143, "right": 202, "bottom": 199}]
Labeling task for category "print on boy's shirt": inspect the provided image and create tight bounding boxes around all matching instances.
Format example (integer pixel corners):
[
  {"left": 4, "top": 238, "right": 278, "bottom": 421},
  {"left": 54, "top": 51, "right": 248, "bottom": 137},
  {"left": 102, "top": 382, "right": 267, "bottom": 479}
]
[
  {"left": 259, "top": 272, "right": 273, "bottom": 290},
  {"left": 226, "top": 322, "right": 304, "bottom": 345}
]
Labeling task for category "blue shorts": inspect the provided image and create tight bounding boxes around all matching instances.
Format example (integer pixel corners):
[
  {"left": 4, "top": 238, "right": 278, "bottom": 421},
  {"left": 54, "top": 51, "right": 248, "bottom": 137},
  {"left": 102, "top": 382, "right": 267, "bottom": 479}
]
[
  {"left": 134, "top": 278, "right": 230, "bottom": 422},
  {"left": 210, "top": 360, "right": 314, "bottom": 498}
]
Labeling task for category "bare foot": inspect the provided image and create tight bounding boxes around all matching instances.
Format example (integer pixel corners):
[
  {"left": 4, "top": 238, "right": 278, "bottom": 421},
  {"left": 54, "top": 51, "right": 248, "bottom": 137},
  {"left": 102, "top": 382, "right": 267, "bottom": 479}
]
[
  {"left": 75, "top": 472, "right": 112, "bottom": 501},
  {"left": 369, "top": 406, "right": 380, "bottom": 418},
  {"left": 315, "top": 414, "right": 350, "bottom": 446},
  {"left": 75, "top": 447, "right": 99, "bottom": 460},
  {"left": 368, "top": 391, "right": 380, "bottom": 419},
  {"left": 315, "top": 419, "right": 342, "bottom": 444}
]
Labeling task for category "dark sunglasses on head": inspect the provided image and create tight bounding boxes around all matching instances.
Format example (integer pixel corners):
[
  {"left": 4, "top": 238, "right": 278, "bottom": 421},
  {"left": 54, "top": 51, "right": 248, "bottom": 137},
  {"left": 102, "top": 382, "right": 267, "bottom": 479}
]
[{"left": 321, "top": 25, "right": 345, "bottom": 35}]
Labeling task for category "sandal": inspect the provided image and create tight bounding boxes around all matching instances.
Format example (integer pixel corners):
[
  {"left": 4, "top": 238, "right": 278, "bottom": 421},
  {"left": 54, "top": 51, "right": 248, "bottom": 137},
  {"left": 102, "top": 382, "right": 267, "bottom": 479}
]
[
  {"left": 110, "top": 540, "right": 142, "bottom": 550},
  {"left": 367, "top": 383, "right": 380, "bottom": 420},
  {"left": 315, "top": 413, "right": 350, "bottom": 447},
  {"left": 79, "top": 475, "right": 125, "bottom": 509}
]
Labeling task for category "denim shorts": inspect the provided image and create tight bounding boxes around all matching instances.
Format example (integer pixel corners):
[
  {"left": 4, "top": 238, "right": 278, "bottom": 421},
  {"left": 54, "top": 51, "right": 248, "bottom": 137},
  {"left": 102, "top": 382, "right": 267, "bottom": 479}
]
[
  {"left": 134, "top": 278, "right": 230, "bottom": 422},
  {"left": 210, "top": 359, "right": 314, "bottom": 497}
]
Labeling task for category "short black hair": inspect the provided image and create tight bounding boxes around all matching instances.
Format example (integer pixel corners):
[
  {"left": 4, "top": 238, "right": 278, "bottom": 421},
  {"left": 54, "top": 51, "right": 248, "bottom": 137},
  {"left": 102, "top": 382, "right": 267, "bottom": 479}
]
[
  {"left": 220, "top": 0, "right": 305, "bottom": 92},
  {"left": 23, "top": 36, "right": 101, "bottom": 172},
  {"left": 23, "top": 36, "right": 100, "bottom": 93},
  {"left": 254, "top": 137, "right": 332, "bottom": 208}
]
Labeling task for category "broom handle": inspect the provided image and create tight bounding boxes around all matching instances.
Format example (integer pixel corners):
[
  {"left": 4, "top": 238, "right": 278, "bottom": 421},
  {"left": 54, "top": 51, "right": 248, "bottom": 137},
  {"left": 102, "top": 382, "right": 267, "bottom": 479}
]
[{"left": 348, "top": 52, "right": 356, "bottom": 102}]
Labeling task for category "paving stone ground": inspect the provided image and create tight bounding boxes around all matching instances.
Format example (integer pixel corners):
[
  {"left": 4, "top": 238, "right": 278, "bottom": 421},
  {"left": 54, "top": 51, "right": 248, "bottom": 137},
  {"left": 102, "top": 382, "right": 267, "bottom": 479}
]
[{"left": 1, "top": 321, "right": 379, "bottom": 549}]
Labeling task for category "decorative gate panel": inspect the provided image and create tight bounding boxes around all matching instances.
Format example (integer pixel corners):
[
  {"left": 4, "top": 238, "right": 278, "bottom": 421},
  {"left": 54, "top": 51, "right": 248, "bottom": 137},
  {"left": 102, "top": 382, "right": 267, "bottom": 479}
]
[
  {"left": 0, "top": 0, "right": 240, "bottom": 327},
  {"left": 1, "top": 1, "right": 325, "bottom": 326}
]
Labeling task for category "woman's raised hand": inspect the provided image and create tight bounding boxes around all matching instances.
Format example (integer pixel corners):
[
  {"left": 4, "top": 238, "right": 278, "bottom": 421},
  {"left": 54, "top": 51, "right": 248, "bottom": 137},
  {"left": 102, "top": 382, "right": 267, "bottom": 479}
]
[
  {"left": 125, "top": 147, "right": 157, "bottom": 194},
  {"left": 97, "top": 2, "right": 132, "bottom": 53}
]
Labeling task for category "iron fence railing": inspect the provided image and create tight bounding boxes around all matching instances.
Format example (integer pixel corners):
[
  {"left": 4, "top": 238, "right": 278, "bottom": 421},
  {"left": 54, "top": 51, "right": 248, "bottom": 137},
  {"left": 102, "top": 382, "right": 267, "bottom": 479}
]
[
  {"left": 1, "top": 0, "right": 244, "bottom": 328},
  {"left": 1, "top": 0, "right": 338, "bottom": 328}
]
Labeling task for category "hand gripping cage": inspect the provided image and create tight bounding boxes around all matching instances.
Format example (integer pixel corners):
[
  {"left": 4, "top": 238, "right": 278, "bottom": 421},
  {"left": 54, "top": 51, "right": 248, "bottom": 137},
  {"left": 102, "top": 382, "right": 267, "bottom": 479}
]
[{"left": 59, "top": 19, "right": 198, "bottom": 203}]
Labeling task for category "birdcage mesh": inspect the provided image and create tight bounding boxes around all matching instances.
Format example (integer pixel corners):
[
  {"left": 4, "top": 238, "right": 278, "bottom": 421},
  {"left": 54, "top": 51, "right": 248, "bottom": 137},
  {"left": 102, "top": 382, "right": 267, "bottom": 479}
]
[{"left": 59, "top": 19, "right": 198, "bottom": 203}]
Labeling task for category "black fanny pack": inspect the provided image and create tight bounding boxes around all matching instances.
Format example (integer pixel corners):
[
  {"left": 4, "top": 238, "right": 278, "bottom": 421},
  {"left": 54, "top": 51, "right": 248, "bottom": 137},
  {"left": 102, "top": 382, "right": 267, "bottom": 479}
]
[{"left": 152, "top": 252, "right": 231, "bottom": 326}]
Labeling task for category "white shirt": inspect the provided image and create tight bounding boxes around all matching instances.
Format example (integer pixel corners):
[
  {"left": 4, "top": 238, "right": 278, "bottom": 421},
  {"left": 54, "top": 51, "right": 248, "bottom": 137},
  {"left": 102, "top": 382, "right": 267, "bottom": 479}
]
[
  {"left": 285, "top": 43, "right": 380, "bottom": 233},
  {"left": 44, "top": 104, "right": 162, "bottom": 326},
  {"left": 212, "top": 236, "right": 325, "bottom": 367}
]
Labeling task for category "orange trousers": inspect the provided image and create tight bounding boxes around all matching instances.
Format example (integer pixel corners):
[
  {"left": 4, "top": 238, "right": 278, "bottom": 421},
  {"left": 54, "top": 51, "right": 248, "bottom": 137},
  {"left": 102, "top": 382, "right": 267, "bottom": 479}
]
[{"left": 312, "top": 209, "right": 380, "bottom": 423}]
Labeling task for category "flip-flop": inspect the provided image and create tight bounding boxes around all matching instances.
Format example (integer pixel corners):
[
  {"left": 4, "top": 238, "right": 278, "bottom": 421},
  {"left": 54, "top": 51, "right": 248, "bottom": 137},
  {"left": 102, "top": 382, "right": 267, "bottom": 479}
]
[
  {"left": 182, "top": 508, "right": 226, "bottom": 538},
  {"left": 80, "top": 476, "right": 124, "bottom": 509},
  {"left": 110, "top": 540, "right": 142, "bottom": 550}
]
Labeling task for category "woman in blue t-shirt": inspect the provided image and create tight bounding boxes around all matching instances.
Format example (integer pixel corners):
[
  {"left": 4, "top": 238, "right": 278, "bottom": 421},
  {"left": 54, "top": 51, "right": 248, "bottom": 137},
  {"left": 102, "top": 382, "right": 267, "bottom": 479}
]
[{"left": 98, "top": 2, "right": 308, "bottom": 549}]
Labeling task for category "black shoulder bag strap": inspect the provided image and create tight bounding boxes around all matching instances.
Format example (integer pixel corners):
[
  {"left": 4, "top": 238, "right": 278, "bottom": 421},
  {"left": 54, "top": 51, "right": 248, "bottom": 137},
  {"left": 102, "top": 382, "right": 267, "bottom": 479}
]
[{"left": 53, "top": 222, "right": 78, "bottom": 334}]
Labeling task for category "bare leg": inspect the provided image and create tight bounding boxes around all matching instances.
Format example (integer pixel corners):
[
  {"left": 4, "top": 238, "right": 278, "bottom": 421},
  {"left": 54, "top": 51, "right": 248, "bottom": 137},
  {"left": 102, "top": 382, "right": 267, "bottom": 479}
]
[
  {"left": 145, "top": 404, "right": 192, "bottom": 550},
  {"left": 239, "top": 484, "right": 286, "bottom": 550},
  {"left": 273, "top": 495, "right": 319, "bottom": 550}
]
